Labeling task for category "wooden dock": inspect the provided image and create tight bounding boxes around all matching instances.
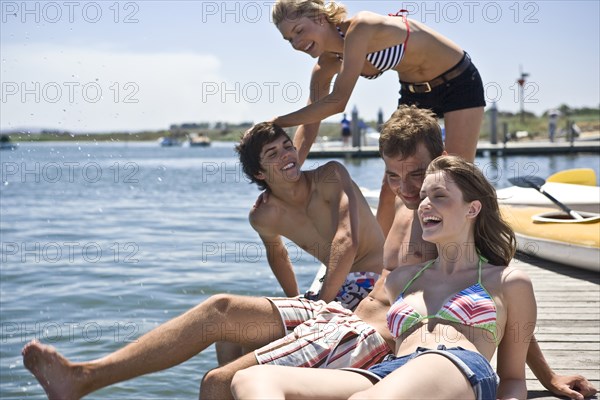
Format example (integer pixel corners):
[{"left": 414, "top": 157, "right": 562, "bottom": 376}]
[
  {"left": 306, "top": 140, "right": 600, "bottom": 159},
  {"left": 509, "top": 254, "right": 599, "bottom": 399}
]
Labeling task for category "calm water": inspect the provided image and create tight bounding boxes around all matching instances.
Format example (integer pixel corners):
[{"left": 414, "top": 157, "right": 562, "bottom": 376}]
[{"left": 1, "top": 142, "right": 598, "bottom": 399}]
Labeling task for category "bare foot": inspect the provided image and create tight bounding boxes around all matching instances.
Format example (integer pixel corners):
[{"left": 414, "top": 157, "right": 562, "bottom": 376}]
[{"left": 22, "top": 340, "right": 86, "bottom": 400}]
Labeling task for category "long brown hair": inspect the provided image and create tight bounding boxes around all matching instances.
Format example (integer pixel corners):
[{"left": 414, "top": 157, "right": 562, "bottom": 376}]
[{"left": 427, "top": 156, "right": 516, "bottom": 266}]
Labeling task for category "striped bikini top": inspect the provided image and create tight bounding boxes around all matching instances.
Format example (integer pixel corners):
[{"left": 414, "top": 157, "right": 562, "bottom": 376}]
[
  {"left": 334, "top": 10, "right": 410, "bottom": 80},
  {"left": 386, "top": 255, "right": 498, "bottom": 344}
]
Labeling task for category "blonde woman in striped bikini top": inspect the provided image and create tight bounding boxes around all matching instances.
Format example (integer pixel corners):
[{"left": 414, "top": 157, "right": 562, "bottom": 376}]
[{"left": 271, "top": 0, "right": 485, "bottom": 166}]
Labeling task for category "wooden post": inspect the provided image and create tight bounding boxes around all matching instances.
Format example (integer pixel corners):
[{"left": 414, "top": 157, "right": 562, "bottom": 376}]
[
  {"left": 351, "top": 106, "right": 360, "bottom": 148},
  {"left": 503, "top": 122, "right": 509, "bottom": 146},
  {"left": 490, "top": 102, "right": 498, "bottom": 145}
]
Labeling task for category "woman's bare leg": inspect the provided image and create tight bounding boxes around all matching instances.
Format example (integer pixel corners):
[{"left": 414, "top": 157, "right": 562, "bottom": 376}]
[
  {"left": 443, "top": 106, "right": 484, "bottom": 163},
  {"left": 349, "top": 353, "right": 475, "bottom": 400},
  {"left": 201, "top": 352, "right": 260, "bottom": 400},
  {"left": 231, "top": 365, "right": 374, "bottom": 400}
]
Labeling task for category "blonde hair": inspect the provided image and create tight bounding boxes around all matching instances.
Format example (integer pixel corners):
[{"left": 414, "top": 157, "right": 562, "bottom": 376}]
[{"left": 272, "top": 0, "right": 347, "bottom": 26}]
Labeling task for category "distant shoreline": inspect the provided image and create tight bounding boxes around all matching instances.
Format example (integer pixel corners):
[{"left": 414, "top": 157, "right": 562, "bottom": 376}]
[{"left": 2, "top": 108, "right": 598, "bottom": 143}]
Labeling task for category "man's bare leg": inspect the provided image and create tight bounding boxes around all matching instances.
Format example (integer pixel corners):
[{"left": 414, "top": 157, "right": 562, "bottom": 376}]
[
  {"left": 201, "top": 352, "right": 258, "bottom": 400},
  {"left": 216, "top": 342, "right": 245, "bottom": 366},
  {"left": 22, "top": 294, "right": 285, "bottom": 400}
]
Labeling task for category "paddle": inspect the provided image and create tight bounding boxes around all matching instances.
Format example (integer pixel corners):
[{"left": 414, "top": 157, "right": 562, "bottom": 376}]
[{"left": 508, "top": 176, "right": 585, "bottom": 220}]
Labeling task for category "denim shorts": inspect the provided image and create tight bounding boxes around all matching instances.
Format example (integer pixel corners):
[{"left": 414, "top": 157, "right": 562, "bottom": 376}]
[
  {"left": 398, "top": 53, "right": 486, "bottom": 117},
  {"left": 350, "top": 345, "right": 498, "bottom": 400}
]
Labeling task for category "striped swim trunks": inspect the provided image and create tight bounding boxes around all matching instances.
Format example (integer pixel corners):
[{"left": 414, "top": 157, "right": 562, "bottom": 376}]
[
  {"left": 255, "top": 301, "right": 391, "bottom": 369},
  {"left": 266, "top": 296, "right": 326, "bottom": 335},
  {"left": 268, "top": 271, "right": 381, "bottom": 335}
]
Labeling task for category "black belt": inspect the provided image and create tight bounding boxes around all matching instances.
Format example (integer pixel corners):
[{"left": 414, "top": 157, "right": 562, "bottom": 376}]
[{"left": 401, "top": 53, "right": 472, "bottom": 94}]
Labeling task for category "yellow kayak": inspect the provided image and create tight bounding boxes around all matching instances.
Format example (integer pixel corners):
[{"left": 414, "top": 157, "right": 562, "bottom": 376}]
[
  {"left": 497, "top": 168, "right": 599, "bottom": 213},
  {"left": 501, "top": 205, "right": 600, "bottom": 272}
]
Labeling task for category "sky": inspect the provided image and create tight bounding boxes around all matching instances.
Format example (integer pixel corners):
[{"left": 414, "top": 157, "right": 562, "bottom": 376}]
[{"left": 1, "top": 0, "right": 599, "bottom": 133}]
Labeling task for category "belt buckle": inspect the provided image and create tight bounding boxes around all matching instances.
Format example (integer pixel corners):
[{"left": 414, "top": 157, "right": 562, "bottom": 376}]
[{"left": 408, "top": 82, "right": 432, "bottom": 93}]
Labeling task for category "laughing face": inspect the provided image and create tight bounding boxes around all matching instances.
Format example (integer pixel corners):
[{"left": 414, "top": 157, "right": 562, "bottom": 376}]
[
  {"left": 418, "top": 170, "right": 479, "bottom": 243},
  {"left": 256, "top": 135, "right": 301, "bottom": 184},
  {"left": 277, "top": 16, "right": 326, "bottom": 58},
  {"left": 382, "top": 142, "right": 434, "bottom": 210}
]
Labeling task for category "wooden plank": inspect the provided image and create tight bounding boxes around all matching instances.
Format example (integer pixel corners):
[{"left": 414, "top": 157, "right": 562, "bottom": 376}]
[
  {"left": 503, "top": 257, "right": 600, "bottom": 399},
  {"left": 528, "top": 370, "right": 600, "bottom": 378},
  {"left": 535, "top": 301, "right": 600, "bottom": 307},
  {"left": 530, "top": 350, "right": 599, "bottom": 363},
  {"left": 533, "top": 342, "right": 600, "bottom": 350},
  {"left": 526, "top": 382, "right": 600, "bottom": 399},
  {"left": 534, "top": 335, "right": 600, "bottom": 343},
  {"left": 536, "top": 314, "right": 599, "bottom": 320},
  {"left": 534, "top": 294, "right": 599, "bottom": 301},
  {"left": 536, "top": 325, "right": 600, "bottom": 331},
  {"left": 531, "top": 284, "right": 599, "bottom": 291}
]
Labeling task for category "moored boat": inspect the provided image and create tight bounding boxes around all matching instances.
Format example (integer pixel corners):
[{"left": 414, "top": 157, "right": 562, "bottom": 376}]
[
  {"left": 501, "top": 205, "right": 600, "bottom": 272},
  {"left": 0, "top": 134, "right": 17, "bottom": 150},
  {"left": 188, "top": 133, "right": 211, "bottom": 147},
  {"left": 157, "top": 137, "right": 180, "bottom": 147},
  {"left": 497, "top": 180, "right": 600, "bottom": 214}
]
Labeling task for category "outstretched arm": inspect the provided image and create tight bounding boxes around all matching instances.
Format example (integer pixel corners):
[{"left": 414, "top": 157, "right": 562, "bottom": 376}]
[
  {"left": 287, "top": 55, "right": 338, "bottom": 165},
  {"left": 273, "top": 19, "right": 376, "bottom": 127},
  {"left": 293, "top": 122, "right": 321, "bottom": 167},
  {"left": 272, "top": 52, "right": 360, "bottom": 128},
  {"left": 527, "top": 336, "right": 598, "bottom": 400}
]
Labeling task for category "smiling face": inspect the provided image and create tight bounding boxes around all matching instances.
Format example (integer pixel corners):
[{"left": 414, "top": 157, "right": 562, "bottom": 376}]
[
  {"left": 418, "top": 170, "right": 479, "bottom": 243},
  {"left": 277, "top": 16, "right": 326, "bottom": 58},
  {"left": 256, "top": 135, "right": 301, "bottom": 185},
  {"left": 382, "top": 142, "right": 434, "bottom": 210}
]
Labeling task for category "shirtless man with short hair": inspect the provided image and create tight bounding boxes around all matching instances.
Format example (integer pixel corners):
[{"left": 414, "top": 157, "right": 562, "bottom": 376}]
[
  {"left": 21, "top": 122, "right": 386, "bottom": 400},
  {"left": 216, "top": 122, "right": 385, "bottom": 363},
  {"left": 237, "top": 122, "right": 383, "bottom": 306}
]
